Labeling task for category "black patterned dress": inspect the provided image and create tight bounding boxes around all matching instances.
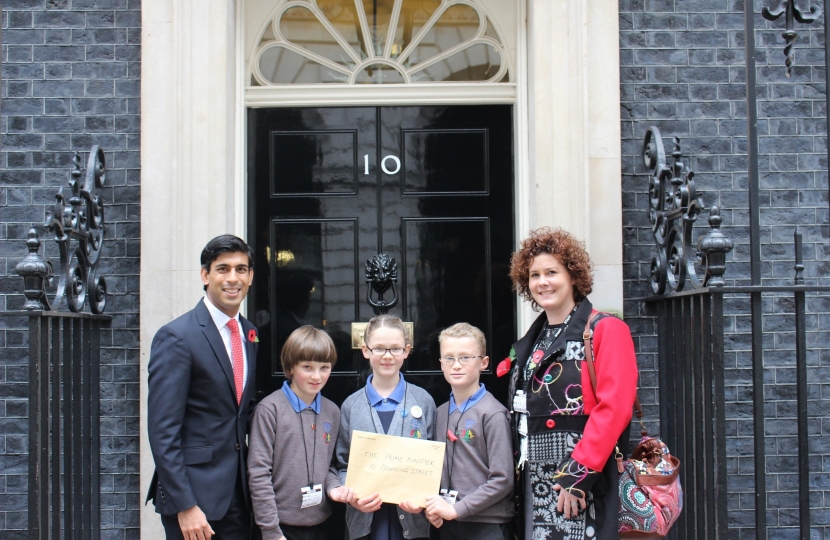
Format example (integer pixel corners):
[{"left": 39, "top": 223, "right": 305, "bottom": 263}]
[
  {"left": 521, "top": 321, "right": 603, "bottom": 540},
  {"left": 508, "top": 301, "right": 631, "bottom": 540}
]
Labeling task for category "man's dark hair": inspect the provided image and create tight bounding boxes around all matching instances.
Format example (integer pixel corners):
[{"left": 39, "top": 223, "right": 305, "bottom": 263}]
[{"left": 200, "top": 235, "right": 254, "bottom": 287}]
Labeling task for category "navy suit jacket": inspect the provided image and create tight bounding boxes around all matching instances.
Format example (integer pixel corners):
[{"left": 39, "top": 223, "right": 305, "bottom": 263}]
[{"left": 146, "top": 299, "right": 258, "bottom": 519}]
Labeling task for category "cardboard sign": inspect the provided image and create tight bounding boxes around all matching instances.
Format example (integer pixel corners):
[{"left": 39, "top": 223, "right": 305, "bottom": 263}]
[{"left": 344, "top": 430, "right": 446, "bottom": 507}]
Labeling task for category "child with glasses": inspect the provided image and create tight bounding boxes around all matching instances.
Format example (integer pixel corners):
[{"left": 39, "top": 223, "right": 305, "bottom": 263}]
[
  {"left": 335, "top": 314, "right": 436, "bottom": 540},
  {"left": 422, "top": 323, "right": 514, "bottom": 540}
]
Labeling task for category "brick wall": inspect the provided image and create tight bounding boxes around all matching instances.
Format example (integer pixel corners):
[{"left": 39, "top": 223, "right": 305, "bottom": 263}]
[
  {"left": 620, "top": 0, "right": 830, "bottom": 537},
  {"left": 0, "top": 1, "right": 140, "bottom": 539}
]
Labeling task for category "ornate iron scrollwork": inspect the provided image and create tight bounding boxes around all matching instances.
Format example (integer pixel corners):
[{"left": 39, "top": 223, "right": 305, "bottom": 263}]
[
  {"left": 762, "top": 0, "right": 822, "bottom": 77},
  {"left": 365, "top": 253, "right": 398, "bottom": 315},
  {"left": 15, "top": 146, "right": 108, "bottom": 313},
  {"left": 644, "top": 128, "right": 733, "bottom": 294}
]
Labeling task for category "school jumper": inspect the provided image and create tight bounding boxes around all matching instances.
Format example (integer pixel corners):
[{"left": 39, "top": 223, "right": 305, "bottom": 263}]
[
  {"left": 248, "top": 382, "right": 342, "bottom": 540},
  {"left": 431, "top": 384, "right": 514, "bottom": 540},
  {"left": 336, "top": 374, "right": 436, "bottom": 540}
]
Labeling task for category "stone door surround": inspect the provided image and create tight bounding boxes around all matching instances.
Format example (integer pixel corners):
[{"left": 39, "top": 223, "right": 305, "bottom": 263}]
[{"left": 139, "top": 1, "right": 621, "bottom": 538}]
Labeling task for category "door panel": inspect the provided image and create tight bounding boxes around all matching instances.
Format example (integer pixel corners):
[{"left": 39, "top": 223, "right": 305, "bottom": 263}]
[
  {"left": 402, "top": 129, "right": 488, "bottom": 194},
  {"left": 378, "top": 106, "right": 515, "bottom": 401},
  {"left": 401, "top": 217, "right": 491, "bottom": 373},
  {"left": 249, "top": 105, "right": 514, "bottom": 408},
  {"left": 270, "top": 131, "right": 359, "bottom": 195},
  {"left": 269, "top": 219, "right": 359, "bottom": 374},
  {"left": 250, "top": 108, "right": 378, "bottom": 406}
]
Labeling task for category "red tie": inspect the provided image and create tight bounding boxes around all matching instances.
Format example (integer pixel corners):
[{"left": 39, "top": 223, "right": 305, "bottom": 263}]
[{"left": 226, "top": 319, "right": 244, "bottom": 405}]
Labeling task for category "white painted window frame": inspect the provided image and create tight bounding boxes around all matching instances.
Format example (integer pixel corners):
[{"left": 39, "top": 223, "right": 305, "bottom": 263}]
[{"left": 250, "top": 0, "right": 511, "bottom": 86}]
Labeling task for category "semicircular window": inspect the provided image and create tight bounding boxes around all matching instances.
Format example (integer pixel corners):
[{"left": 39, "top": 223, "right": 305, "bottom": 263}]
[{"left": 252, "top": 0, "right": 509, "bottom": 85}]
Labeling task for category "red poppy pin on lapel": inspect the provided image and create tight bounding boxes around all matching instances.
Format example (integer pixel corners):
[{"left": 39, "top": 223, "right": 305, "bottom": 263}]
[
  {"left": 248, "top": 329, "right": 259, "bottom": 343},
  {"left": 496, "top": 346, "right": 516, "bottom": 377}
]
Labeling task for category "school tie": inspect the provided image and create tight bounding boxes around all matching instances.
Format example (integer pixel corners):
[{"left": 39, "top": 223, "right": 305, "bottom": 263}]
[{"left": 226, "top": 318, "right": 244, "bottom": 405}]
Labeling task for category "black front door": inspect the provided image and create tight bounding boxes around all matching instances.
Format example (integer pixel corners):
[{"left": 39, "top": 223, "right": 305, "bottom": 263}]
[{"left": 248, "top": 105, "right": 515, "bottom": 408}]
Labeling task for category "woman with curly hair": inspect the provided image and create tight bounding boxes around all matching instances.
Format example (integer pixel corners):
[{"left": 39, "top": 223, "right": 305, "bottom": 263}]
[{"left": 504, "top": 227, "right": 637, "bottom": 540}]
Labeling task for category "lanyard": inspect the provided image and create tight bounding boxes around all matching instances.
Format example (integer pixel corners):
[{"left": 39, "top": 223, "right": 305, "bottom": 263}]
[
  {"left": 445, "top": 395, "right": 474, "bottom": 489},
  {"left": 297, "top": 407, "right": 318, "bottom": 487},
  {"left": 365, "top": 382, "right": 408, "bottom": 437},
  {"left": 524, "top": 304, "right": 579, "bottom": 381}
]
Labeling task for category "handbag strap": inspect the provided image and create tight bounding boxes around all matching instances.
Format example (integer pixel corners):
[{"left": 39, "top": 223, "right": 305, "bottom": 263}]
[{"left": 583, "top": 313, "right": 647, "bottom": 438}]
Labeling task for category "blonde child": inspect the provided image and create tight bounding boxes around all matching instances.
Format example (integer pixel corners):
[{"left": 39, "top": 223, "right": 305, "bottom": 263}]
[
  {"left": 425, "top": 323, "right": 514, "bottom": 540},
  {"left": 248, "top": 326, "right": 356, "bottom": 540},
  {"left": 335, "top": 314, "right": 436, "bottom": 540}
]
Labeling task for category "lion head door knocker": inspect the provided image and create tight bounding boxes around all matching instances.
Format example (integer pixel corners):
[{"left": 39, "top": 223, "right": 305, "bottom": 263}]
[{"left": 365, "top": 253, "right": 398, "bottom": 315}]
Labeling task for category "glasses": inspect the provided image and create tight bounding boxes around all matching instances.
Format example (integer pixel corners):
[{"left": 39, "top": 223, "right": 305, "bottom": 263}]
[
  {"left": 369, "top": 347, "right": 407, "bottom": 356},
  {"left": 438, "top": 355, "right": 484, "bottom": 365}
]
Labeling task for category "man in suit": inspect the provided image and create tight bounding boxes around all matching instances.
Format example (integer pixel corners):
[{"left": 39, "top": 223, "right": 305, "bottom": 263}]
[{"left": 147, "top": 235, "right": 258, "bottom": 540}]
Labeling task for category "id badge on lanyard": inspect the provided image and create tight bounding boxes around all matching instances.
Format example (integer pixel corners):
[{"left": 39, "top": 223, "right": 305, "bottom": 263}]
[
  {"left": 301, "top": 484, "right": 323, "bottom": 508},
  {"left": 439, "top": 488, "right": 458, "bottom": 505},
  {"left": 512, "top": 389, "right": 527, "bottom": 413}
]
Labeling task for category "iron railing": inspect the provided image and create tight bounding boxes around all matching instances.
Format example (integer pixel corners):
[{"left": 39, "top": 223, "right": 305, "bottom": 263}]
[
  {"left": 642, "top": 129, "right": 828, "bottom": 539},
  {"left": 5, "top": 147, "right": 111, "bottom": 540},
  {"left": 23, "top": 311, "right": 108, "bottom": 540},
  {"left": 642, "top": 12, "right": 830, "bottom": 535},
  {"left": 648, "top": 289, "right": 727, "bottom": 539},
  {"left": 642, "top": 128, "right": 731, "bottom": 538},
  {"left": 743, "top": 4, "right": 827, "bottom": 537}
]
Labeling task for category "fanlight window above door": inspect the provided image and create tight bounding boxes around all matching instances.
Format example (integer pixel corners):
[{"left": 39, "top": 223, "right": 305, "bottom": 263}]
[{"left": 252, "top": 0, "right": 510, "bottom": 85}]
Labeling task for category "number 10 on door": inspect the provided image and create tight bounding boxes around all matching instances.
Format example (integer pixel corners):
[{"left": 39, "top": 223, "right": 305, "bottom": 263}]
[{"left": 364, "top": 154, "right": 401, "bottom": 175}]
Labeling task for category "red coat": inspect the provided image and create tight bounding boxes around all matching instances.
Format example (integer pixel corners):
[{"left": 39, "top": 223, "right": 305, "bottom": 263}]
[
  {"left": 573, "top": 310, "right": 639, "bottom": 471},
  {"left": 508, "top": 301, "right": 638, "bottom": 472}
]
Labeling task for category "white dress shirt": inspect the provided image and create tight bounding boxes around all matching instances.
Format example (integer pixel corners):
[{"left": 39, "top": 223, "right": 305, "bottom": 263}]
[{"left": 203, "top": 296, "right": 248, "bottom": 390}]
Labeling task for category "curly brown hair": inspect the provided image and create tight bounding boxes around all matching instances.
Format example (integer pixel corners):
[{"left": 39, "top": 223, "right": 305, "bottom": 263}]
[{"left": 509, "top": 227, "right": 593, "bottom": 309}]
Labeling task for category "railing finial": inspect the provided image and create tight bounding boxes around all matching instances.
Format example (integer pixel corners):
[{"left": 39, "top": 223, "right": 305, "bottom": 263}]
[
  {"left": 762, "top": 0, "right": 822, "bottom": 77},
  {"left": 15, "top": 229, "right": 53, "bottom": 310},
  {"left": 698, "top": 206, "right": 734, "bottom": 288},
  {"left": 794, "top": 230, "right": 805, "bottom": 284}
]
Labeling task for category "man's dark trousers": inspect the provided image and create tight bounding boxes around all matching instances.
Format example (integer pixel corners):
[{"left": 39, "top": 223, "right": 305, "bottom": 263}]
[{"left": 160, "top": 476, "right": 253, "bottom": 540}]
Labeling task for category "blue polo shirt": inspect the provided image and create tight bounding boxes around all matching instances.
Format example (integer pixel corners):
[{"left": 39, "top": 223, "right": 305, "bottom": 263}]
[
  {"left": 449, "top": 383, "right": 487, "bottom": 413},
  {"left": 365, "top": 373, "right": 407, "bottom": 412},
  {"left": 364, "top": 373, "right": 409, "bottom": 540},
  {"left": 281, "top": 380, "right": 321, "bottom": 414}
]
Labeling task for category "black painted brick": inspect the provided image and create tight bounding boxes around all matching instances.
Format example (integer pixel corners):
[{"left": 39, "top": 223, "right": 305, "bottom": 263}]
[
  {"left": 621, "top": 0, "right": 830, "bottom": 536},
  {"left": 0, "top": 1, "right": 141, "bottom": 537}
]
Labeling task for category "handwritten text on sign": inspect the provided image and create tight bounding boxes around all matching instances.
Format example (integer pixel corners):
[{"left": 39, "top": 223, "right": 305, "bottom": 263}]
[{"left": 344, "top": 430, "right": 446, "bottom": 507}]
